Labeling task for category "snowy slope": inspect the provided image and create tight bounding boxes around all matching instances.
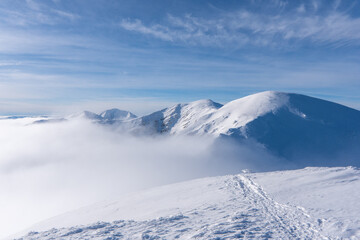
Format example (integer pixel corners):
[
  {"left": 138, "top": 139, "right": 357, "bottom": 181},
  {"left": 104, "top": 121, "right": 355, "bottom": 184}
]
[
  {"left": 126, "top": 91, "right": 288, "bottom": 135},
  {"left": 251, "top": 167, "right": 360, "bottom": 239},
  {"left": 15, "top": 173, "right": 327, "bottom": 239},
  {"left": 125, "top": 91, "right": 290, "bottom": 135},
  {"left": 134, "top": 99, "right": 223, "bottom": 134},
  {"left": 188, "top": 91, "right": 290, "bottom": 136},
  {"left": 14, "top": 167, "right": 360, "bottom": 239},
  {"left": 239, "top": 92, "right": 360, "bottom": 161}
]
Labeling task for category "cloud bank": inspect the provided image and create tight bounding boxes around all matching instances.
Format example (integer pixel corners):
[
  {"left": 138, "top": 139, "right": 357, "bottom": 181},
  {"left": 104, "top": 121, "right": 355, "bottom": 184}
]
[{"left": 0, "top": 117, "right": 279, "bottom": 238}]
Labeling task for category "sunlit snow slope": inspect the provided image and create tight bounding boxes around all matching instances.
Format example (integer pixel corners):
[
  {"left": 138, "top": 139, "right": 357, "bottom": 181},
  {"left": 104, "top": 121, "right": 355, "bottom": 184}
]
[
  {"left": 251, "top": 167, "right": 360, "bottom": 239},
  {"left": 15, "top": 167, "right": 360, "bottom": 239},
  {"left": 15, "top": 172, "right": 328, "bottom": 240}
]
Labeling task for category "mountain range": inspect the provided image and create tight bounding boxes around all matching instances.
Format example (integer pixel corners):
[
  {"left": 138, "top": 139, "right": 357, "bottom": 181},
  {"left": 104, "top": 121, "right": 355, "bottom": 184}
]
[{"left": 38, "top": 91, "right": 360, "bottom": 166}]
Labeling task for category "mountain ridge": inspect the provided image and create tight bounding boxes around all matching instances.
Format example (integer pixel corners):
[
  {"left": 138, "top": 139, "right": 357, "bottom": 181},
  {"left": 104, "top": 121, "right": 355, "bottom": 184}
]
[{"left": 31, "top": 91, "right": 360, "bottom": 165}]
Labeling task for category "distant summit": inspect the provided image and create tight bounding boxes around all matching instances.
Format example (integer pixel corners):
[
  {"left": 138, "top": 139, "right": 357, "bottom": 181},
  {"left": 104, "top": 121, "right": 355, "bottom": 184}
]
[
  {"left": 61, "top": 109, "right": 137, "bottom": 123},
  {"left": 100, "top": 109, "right": 137, "bottom": 122},
  {"left": 81, "top": 111, "right": 103, "bottom": 120}
]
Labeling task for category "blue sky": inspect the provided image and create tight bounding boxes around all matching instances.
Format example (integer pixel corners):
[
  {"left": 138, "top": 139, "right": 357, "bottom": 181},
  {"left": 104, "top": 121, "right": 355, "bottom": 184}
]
[{"left": 0, "top": 0, "right": 359, "bottom": 115}]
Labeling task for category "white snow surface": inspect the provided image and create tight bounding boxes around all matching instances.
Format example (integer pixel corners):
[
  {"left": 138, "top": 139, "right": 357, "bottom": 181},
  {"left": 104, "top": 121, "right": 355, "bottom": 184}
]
[
  {"left": 15, "top": 167, "right": 360, "bottom": 239},
  {"left": 134, "top": 99, "right": 223, "bottom": 134},
  {"left": 196, "top": 91, "right": 289, "bottom": 136},
  {"left": 251, "top": 167, "right": 360, "bottom": 239}
]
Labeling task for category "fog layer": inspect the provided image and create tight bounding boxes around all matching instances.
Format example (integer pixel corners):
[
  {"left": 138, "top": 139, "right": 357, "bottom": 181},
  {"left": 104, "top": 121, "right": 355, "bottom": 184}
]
[{"left": 0, "top": 117, "right": 281, "bottom": 238}]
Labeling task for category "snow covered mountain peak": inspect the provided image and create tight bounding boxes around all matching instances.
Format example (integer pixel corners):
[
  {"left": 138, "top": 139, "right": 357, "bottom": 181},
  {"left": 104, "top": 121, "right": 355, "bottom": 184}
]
[
  {"left": 100, "top": 108, "right": 137, "bottom": 121},
  {"left": 222, "top": 91, "right": 290, "bottom": 115},
  {"left": 67, "top": 109, "right": 137, "bottom": 122},
  {"left": 131, "top": 91, "right": 360, "bottom": 163},
  {"left": 204, "top": 91, "right": 290, "bottom": 135},
  {"left": 184, "top": 98, "right": 223, "bottom": 109},
  {"left": 137, "top": 99, "right": 223, "bottom": 134}
]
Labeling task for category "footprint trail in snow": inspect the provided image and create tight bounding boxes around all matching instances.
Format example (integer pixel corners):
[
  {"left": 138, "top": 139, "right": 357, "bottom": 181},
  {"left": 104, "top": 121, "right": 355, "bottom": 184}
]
[{"left": 16, "top": 174, "right": 328, "bottom": 239}]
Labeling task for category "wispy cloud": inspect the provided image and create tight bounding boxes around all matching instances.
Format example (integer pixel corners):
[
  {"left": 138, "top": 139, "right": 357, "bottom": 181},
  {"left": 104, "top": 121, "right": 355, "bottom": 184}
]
[
  {"left": 0, "top": 0, "right": 79, "bottom": 26},
  {"left": 120, "top": 15, "right": 250, "bottom": 47},
  {"left": 0, "top": 0, "right": 358, "bottom": 114},
  {"left": 51, "top": 9, "right": 79, "bottom": 21},
  {"left": 120, "top": 4, "right": 360, "bottom": 48},
  {"left": 120, "top": 19, "right": 174, "bottom": 41}
]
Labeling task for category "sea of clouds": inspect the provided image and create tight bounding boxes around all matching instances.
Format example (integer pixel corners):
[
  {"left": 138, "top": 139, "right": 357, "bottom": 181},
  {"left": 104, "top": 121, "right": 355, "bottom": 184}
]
[{"left": 0, "top": 117, "right": 283, "bottom": 238}]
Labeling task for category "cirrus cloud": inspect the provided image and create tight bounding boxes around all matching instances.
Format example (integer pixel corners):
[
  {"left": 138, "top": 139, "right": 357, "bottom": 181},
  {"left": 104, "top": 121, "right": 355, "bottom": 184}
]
[{"left": 120, "top": 6, "right": 360, "bottom": 48}]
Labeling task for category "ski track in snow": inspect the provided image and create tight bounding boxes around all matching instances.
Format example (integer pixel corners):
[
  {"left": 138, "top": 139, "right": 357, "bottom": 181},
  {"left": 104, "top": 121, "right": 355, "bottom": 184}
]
[{"left": 15, "top": 174, "right": 327, "bottom": 240}]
